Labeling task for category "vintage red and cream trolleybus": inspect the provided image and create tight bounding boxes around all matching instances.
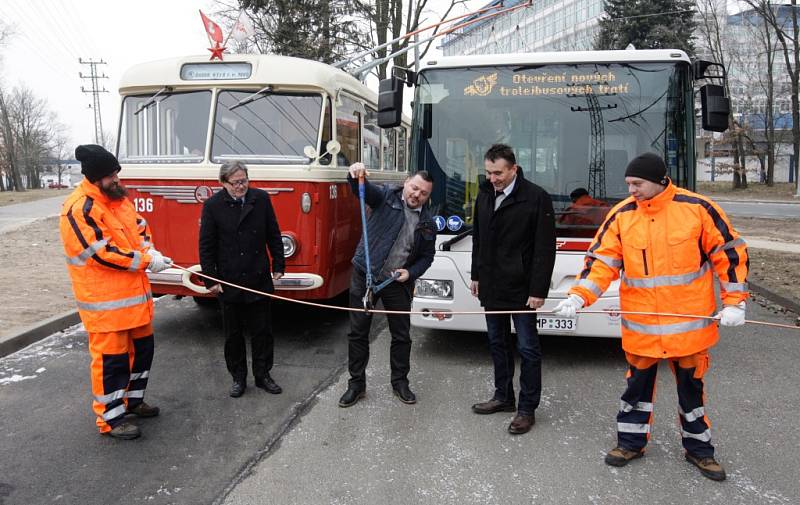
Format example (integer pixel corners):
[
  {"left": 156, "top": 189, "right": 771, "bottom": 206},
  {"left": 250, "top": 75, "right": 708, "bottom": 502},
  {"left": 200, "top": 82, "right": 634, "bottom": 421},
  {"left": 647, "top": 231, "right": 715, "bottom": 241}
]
[{"left": 116, "top": 54, "right": 410, "bottom": 303}]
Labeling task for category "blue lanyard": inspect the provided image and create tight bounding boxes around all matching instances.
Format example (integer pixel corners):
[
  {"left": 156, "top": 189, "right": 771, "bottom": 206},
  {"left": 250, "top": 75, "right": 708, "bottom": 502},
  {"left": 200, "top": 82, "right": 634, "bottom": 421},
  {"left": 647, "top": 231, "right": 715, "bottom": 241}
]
[{"left": 358, "top": 176, "right": 399, "bottom": 308}]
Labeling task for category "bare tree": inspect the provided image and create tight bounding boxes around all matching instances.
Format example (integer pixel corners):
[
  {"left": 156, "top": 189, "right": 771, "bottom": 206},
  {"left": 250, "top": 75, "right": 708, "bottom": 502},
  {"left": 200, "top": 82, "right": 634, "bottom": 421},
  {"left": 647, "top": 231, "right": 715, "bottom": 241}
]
[
  {"left": 741, "top": 1, "right": 800, "bottom": 192},
  {"left": 8, "top": 86, "right": 57, "bottom": 189},
  {"left": 0, "top": 87, "right": 22, "bottom": 191},
  {"left": 695, "top": 0, "right": 747, "bottom": 188}
]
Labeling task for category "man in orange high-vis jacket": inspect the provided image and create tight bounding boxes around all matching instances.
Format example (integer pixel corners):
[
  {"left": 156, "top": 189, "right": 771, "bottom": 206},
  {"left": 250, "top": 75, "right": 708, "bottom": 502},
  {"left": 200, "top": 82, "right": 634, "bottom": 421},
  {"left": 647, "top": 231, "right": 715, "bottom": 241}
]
[
  {"left": 60, "top": 144, "right": 172, "bottom": 440},
  {"left": 554, "top": 152, "right": 749, "bottom": 481}
]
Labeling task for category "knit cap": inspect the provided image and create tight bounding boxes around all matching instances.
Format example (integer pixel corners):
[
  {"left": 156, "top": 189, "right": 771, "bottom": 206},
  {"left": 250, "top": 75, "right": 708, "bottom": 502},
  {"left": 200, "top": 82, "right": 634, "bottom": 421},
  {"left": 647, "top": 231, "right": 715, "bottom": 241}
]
[
  {"left": 624, "top": 152, "right": 667, "bottom": 185},
  {"left": 75, "top": 144, "right": 121, "bottom": 182}
]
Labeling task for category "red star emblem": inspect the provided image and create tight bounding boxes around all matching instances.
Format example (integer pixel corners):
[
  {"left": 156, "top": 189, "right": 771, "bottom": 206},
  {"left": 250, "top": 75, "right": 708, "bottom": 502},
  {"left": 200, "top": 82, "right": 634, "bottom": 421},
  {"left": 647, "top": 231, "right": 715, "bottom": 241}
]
[{"left": 208, "top": 43, "right": 226, "bottom": 61}]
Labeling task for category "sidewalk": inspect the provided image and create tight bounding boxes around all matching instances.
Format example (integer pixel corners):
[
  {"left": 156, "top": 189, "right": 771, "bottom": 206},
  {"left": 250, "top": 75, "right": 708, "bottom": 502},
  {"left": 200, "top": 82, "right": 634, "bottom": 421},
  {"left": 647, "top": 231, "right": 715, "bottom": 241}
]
[{"left": 0, "top": 195, "right": 65, "bottom": 234}]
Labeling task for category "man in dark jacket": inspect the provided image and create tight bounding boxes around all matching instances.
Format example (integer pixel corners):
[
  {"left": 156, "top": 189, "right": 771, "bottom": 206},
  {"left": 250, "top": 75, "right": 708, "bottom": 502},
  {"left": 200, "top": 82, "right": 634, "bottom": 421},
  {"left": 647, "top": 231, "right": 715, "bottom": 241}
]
[
  {"left": 199, "top": 161, "right": 285, "bottom": 398},
  {"left": 339, "top": 162, "right": 436, "bottom": 408},
  {"left": 470, "top": 143, "right": 556, "bottom": 435}
]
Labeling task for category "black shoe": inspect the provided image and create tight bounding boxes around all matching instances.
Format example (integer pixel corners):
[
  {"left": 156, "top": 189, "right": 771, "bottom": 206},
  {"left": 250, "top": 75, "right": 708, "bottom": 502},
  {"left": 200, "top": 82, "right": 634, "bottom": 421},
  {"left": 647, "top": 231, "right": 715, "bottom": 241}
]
[
  {"left": 104, "top": 421, "right": 141, "bottom": 440},
  {"left": 338, "top": 385, "right": 365, "bottom": 408},
  {"left": 255, "top": 376, "right": 282, "bottom": 394},
  {"left": 392, "top": 384, "right": 417, "bottom": 404},
  {"left": 127, "top": 402, "right": 160, "bottom": 418},
  {"left": 471, "top": 399, "right": 516, "bottom": 415},
  {"left": 508, "top": 413, "right": 535, "bottom": 434},
  {"left": 230, "top": 381, "right": 246, "bottom": 398}
]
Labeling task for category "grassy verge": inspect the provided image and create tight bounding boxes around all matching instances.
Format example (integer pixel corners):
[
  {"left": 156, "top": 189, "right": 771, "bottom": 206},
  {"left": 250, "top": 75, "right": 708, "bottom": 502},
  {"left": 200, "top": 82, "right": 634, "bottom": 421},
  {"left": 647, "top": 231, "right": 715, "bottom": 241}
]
[
  {"left": 697, "top": 181, "right": 798, "bottom": 201},
  {"left": 0, "top": 188, "right": 70, "bottom": 207}
]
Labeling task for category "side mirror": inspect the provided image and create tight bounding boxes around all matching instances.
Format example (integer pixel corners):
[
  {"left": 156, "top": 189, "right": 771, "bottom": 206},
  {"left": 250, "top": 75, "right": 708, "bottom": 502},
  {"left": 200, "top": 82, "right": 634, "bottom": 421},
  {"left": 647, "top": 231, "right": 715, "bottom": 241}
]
[
  {"left": 377, "top": 76, "right": 403, "bottom": 128},
  {"left": 700, "top": 84, "right": 730, "bottom": 132},
  {"left": 303, "top": 140, "right": 342, "bottom": 164}
]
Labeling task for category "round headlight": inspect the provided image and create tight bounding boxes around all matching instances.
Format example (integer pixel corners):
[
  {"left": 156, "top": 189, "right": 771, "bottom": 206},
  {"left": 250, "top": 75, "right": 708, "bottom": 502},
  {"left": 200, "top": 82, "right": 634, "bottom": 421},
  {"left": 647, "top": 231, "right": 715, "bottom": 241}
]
[
  {"left": 282, "top": 234, "right": 297, "bottom": 258},
  {"left": 301, "top": 192, "right": 312, "bottom": 213}
]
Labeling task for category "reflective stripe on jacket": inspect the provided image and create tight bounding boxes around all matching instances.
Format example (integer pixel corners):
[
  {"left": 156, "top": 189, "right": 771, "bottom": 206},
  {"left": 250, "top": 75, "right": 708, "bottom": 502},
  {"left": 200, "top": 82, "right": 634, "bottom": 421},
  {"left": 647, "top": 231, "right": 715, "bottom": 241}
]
[
  {"left": 59, "top": 179, "right": 155, "bottom": 332},
  {"left": 569, "top": 182, "right": 749, "bottom": 358}
]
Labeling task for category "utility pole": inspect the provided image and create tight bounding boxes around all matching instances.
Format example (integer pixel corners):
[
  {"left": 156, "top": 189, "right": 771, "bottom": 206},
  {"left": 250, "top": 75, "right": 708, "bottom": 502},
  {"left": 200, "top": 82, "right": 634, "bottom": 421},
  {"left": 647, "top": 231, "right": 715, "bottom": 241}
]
[{"left": 79, "top": 58, "right": 109, "bottom": 145}]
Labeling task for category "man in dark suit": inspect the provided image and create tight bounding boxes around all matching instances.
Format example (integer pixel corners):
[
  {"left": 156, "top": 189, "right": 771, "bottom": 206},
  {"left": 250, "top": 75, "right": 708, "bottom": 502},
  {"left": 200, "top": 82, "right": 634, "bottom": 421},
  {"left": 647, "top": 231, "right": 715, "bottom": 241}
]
[
  {"left": 199, "top": 161, "right": 285, "bottom": 398},
  {"left": 470, "top": 143, "right": 556, "bottom": 435}
]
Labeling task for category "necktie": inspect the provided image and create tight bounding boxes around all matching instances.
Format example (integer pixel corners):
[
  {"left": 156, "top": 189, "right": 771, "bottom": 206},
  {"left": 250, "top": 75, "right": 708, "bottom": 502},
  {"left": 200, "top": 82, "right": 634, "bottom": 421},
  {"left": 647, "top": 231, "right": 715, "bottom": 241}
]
[{"left": 494, "top": 190, "right": 505, "bottom": 211}]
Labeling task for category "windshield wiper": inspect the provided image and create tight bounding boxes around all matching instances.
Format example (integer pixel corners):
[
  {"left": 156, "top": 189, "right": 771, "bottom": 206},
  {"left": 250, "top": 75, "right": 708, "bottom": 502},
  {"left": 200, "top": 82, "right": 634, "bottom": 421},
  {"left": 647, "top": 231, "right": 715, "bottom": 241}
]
[
  {"left": 229, "top": 85, "right": 273, "bottom": 111},
  {"left": 134, "top": 86, "right": 173, "bottom": 115},
  {"left": 440, "top": 227, "right": 473, "bottom": 251}
]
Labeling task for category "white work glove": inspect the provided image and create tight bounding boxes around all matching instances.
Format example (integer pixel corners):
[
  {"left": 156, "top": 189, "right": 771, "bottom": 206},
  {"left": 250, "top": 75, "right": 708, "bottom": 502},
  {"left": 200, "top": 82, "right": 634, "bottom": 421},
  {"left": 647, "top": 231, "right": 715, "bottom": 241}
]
[
  {"left": 148, "top": 254, "right": 172, "bottom": 273},
  {"left": 148, "top": 248, "right": 172, "bottom": 267},
  {"left": 717, "top": 302, "right": 746, "bottom": 327},
  {"left": 552, "top": 294, "right": 585, "bottom": 318}
]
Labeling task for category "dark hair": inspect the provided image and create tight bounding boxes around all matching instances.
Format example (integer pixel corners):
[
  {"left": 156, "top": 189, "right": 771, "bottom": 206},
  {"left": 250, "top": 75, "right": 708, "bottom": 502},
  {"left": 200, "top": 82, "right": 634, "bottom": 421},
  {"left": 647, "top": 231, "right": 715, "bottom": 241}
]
[
  {"left": 411, "top": 170, "right": 433, "bottom": 183},
  {"left": 484, "top": 143, "right": 516, "bottom": 166},
  {"left": 569, "top": 187, "right": 589, "bottom": 201}
]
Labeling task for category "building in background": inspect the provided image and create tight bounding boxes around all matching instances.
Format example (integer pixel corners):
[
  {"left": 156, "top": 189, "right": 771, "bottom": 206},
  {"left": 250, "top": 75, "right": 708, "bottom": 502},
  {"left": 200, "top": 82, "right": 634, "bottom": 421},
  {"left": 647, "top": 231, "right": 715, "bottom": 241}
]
[
  {"left": 441, "top": 0, "right": 799, "bottom": 183},
  {"left": 442, "top": 0, "right": 604, "bottom": 56}
]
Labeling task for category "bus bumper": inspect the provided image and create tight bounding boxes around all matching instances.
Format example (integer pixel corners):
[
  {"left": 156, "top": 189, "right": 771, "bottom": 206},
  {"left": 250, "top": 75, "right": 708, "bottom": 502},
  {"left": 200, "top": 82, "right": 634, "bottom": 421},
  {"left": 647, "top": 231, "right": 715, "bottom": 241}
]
[{"left": 147, "top": 267, "right": 324, "bottom": 295}]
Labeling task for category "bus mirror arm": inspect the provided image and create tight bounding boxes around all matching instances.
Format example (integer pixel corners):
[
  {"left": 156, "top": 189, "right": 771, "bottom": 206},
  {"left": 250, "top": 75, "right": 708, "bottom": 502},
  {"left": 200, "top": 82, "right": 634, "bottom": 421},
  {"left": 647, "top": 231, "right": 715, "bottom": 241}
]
[
  {"left": 440, "top": 227, "right": 472, "bottom": 251},
  {"left": 303, "top": 140, "right": 341, "bottom": 167}
]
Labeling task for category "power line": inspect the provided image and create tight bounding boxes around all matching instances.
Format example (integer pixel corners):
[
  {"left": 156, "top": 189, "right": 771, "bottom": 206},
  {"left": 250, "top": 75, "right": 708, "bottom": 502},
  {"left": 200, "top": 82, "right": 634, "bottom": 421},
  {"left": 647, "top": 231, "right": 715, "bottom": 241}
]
[{"left": 79, "top": 58, "right": 109, "bottom": 145}]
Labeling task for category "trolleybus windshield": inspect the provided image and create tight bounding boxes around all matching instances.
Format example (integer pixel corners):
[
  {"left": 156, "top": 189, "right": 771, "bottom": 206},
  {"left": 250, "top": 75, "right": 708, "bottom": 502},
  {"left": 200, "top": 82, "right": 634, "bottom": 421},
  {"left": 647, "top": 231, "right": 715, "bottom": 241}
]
[
  {"left": 212, "top": 91, "right": 323, "bottom": 165},
  {"left": 119, "top": 90, "right": 212, "bottom": 164},
  {"left": 412, "top": 62, "right": 694, "bottom": 238}
]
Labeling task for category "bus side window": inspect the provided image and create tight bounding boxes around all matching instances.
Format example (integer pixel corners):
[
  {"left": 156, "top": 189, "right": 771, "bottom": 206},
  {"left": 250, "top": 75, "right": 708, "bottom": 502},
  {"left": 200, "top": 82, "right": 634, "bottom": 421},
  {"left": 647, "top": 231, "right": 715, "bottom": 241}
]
[
  {"left": 382, "top": 128, "right": 395, "bottom": 171},
  {"left": 336, "top": 95, "right": 361, "bottom": 167},
  {"left": 397, "top": 127, "right": 407, "bottom": 173},
  {"left": 363, "top": 106, "right": 380, "bottom": 171},
  {"left": 319, "top": 98, "right": 333, "bottom": 165}
]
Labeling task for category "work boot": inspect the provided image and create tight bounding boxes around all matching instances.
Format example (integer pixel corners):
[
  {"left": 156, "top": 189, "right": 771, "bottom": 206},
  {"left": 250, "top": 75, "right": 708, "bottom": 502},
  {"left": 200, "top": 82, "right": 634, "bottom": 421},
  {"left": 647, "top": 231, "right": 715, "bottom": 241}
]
[
  {"left": 685, "top": 453, "right": 726, "bottom": 481},
  {"left": 255, "top": 375, "right": 282, "bottom": 394},
  {"left": 128, "top": 402, "right": 160, "bottom": 418},
  {"left": 604, "top": 446, "right": 644, "bottom": 467},
  {"left": 105, "top": 422, "right": 141, "bottom": 440}
]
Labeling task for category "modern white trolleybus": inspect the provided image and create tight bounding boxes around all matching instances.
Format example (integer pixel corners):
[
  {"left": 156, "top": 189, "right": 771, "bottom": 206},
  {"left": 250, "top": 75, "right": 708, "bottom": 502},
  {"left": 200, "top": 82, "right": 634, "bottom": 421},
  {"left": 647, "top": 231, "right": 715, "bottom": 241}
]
[{"left": 377, "top": 49, "right": 729, "bottom": 337}]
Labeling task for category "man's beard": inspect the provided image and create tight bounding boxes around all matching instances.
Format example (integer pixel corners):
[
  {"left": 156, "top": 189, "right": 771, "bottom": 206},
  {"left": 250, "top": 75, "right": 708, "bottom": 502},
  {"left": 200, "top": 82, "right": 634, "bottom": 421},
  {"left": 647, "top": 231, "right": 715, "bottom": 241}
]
[{"left": 101, "top": 182, "right": 128, "bottom": 200}]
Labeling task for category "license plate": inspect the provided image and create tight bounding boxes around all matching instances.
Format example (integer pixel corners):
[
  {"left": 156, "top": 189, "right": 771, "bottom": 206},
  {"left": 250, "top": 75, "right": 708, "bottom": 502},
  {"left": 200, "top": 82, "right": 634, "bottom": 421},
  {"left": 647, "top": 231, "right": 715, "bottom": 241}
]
[{"left": 537, "top": 316, "right": 576, "bottom": 332}]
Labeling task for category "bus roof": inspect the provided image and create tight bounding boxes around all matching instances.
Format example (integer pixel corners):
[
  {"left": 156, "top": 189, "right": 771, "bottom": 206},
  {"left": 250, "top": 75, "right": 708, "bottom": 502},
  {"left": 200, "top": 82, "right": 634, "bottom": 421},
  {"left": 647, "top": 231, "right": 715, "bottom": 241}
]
[
  {"left": 419, "top": 49, "right": 691, "bottom": 71},
  {"left": 118, "top": 54, "right": 376, "bottom": 101}
]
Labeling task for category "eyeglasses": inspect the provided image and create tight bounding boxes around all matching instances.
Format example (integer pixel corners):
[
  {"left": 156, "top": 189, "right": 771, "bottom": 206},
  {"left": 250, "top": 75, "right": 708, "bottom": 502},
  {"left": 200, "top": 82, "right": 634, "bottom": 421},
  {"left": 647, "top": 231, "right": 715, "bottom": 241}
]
[{"left": 226, "top": 178, "right": 249, "bottom": 187}]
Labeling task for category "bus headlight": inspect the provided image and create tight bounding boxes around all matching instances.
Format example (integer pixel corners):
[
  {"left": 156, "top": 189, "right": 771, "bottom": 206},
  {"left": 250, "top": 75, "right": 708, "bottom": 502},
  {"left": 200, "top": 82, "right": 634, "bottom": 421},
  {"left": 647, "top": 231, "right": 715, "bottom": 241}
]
[
  {"left": 282, "top": 234, "right": 297, "bottom": 258},
  {"left": 301, "top": 192, "right": 312, "bottom": 213},
  {"left": 414, "top": 279, "right": 453, "bottom": 299}
]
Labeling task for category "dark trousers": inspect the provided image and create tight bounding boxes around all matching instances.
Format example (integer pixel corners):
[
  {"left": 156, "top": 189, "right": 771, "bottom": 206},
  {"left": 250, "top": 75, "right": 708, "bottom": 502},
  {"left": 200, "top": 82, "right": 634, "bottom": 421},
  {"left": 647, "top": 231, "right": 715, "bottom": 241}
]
[
  {"left": 616, "top": 352, "right": 714, "bottom": 458},
  {"left": 484, "top": 311, "right": 542, "bottom": 415},
  {"left": 221, "top": 299, "right": 274, "bottom": 383},
  {"left": 347, "top": 269, "right": 412, "bottom": 389}
]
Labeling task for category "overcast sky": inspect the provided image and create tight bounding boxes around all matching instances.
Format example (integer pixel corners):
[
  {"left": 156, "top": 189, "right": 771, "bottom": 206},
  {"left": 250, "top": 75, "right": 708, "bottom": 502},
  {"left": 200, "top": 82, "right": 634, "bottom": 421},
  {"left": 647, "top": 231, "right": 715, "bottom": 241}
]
[{"left": 0, "top": 0, "right": 483, "bottom": 153}]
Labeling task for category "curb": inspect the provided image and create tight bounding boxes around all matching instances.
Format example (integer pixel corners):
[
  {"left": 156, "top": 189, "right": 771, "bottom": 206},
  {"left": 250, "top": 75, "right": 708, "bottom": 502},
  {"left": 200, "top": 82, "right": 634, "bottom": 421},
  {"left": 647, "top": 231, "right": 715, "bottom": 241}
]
[
  {"left": 712, "top": 198, "right": 800, "bottom": 205},
  {"left": 0, "top": 310, "right": 81, "bottom": 358},
  {"left": 748, "top": 280, "right": 800, "bottom": 315}
]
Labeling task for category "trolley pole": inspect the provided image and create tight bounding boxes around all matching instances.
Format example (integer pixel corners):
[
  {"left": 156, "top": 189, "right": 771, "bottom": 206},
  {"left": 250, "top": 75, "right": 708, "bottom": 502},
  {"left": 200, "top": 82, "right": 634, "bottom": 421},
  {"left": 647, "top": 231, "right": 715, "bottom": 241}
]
[{"left": 79, "top": 58, "right": 109, "bottom": 146}]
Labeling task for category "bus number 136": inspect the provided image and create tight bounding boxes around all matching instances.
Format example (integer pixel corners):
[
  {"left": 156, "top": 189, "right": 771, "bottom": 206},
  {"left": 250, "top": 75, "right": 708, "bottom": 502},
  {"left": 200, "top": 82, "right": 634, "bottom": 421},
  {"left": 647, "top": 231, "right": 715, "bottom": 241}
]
[{"left": 134, "top": 197, "right": 154, "bottom": 213}]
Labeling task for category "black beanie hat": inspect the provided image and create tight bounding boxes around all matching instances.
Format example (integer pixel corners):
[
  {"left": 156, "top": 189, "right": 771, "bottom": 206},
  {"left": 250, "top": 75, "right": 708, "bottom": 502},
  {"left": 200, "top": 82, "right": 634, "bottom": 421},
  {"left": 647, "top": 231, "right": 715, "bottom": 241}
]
[
  {"left": 75, "top": 144, "right": 121, "bottom": 183},
  {"left": 569, "top": 187, "right": 589, "bottom": 201},
  {"left": 624, "top": 152, "right": 668, "bottom": 185}
]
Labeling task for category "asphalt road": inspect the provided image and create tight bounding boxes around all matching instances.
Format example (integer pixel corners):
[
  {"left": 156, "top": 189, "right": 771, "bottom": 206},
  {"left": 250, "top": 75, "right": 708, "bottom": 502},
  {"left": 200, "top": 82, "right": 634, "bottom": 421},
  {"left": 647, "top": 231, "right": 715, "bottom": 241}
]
[
  {"left": 222, "top": 300, "right": 800, "bottom": 505},
  {"left": 717, "top": 200, "right": 800, "bottom": 219},
  {"left": 0, "top": 295, "right": 359, "bottom": 505},
  {"left": 0, "top": 195, "right": 66, "bottom": 234},
  {"left": 3, "top": 296, "right": 798, "bottom": 504}
]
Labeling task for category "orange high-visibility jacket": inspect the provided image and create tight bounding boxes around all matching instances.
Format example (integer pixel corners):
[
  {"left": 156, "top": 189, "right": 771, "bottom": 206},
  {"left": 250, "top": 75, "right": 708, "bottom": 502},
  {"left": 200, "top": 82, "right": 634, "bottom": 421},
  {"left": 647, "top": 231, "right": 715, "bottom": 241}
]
[
  {"left": 60, "top": 179, "right": 155, "bottom": 333},
  {"left": 569, "top": 182, "right": 749, "bottom": 358}
]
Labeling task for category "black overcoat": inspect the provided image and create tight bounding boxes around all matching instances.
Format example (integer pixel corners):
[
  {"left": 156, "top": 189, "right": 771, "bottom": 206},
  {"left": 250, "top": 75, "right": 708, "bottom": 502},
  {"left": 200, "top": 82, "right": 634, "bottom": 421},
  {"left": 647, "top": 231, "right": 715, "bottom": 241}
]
[
  {"left": 470, "top": 172, "right": 557, "bottom": 309},
  {"left": 199, "top": 187, "right": 285, "bottom": 303}
]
